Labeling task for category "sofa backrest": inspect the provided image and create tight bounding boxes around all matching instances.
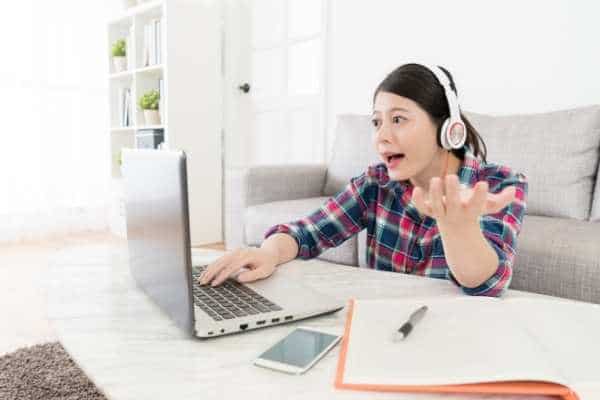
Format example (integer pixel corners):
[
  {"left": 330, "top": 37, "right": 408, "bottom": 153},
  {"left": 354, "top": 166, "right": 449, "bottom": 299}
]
[
  {"left": 323, "top": 114, "right": 380, "bottom": 196},
  {"left": 464, "top": 105, "right": 600, "bottom": 221},
  {"left": 324, "top": 105, "right": 600, "bottom": 221}
]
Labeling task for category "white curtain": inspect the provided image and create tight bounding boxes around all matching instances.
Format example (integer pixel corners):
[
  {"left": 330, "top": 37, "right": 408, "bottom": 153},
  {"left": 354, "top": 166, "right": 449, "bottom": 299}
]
[{"left": 0, "top": 1, "right": 118, "bottom": 243}]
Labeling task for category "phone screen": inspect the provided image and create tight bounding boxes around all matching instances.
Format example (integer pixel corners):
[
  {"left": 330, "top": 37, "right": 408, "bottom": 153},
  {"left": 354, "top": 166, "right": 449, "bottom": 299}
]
[{"left": 258, "top": 328, "right": 340, "bottom": 368}]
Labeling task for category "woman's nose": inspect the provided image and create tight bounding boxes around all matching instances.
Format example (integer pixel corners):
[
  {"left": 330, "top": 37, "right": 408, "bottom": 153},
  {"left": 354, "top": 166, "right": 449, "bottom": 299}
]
[{"left": 375, "top": 120, "right": 394, "bottom": 143}]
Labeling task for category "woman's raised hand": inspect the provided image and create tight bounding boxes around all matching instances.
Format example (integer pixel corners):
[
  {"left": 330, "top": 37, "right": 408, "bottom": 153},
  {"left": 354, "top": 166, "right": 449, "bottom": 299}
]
[{"left": 411, "top": 174, "right": 516, "bottom": 228}]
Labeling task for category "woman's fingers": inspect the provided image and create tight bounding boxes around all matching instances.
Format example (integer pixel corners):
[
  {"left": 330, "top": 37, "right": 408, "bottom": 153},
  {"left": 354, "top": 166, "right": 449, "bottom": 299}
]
[
  {"left": 485, "top": 186, "right": 517, "bottom": 214},
  {"left": 429, "top": 177, "right": 445, "bottom": 217},
  {"left": 444, "top": 174, "right": 462, "bottom": 214},
  {"left": 411, "top": 178, "right": 516, "bottom": 221},
  {"left": 211, "top": 252, "right": 255, "bottom": 286},
  {"left": 469, "top": 181, "right": 489, "bottom": 213},
  {"left": 199, "top": 252, "right": 237, "bottom": 285}
]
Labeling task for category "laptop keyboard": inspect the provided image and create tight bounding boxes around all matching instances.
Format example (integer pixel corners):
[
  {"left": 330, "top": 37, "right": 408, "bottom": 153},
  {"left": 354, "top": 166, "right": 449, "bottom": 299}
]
[{"left": 191, "top": 266, "right": 283, "bottom": 321}]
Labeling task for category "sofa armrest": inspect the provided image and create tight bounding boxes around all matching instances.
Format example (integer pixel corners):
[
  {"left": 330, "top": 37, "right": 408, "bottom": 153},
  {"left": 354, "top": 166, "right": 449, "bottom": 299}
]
[{"left": 224, "top": 163, "right": 328, "bottom": 250}]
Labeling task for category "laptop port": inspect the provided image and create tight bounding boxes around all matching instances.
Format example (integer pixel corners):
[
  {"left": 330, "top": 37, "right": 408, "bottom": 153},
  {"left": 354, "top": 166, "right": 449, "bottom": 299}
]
[
  {"left": 271, "top": 318, "right": 280, "bottom": 323},
  {"left": 220, "top": 329, "right": 225, "bottom": 333},
  {"left": 240, "top": 324, "right": 248, "bottom": 330},
  {"left": 284, "top": 316, "right": 293, "bottom": 321},
  {"left": 208, "top": 331, "right": 214, "bottom": 335},
  {"left": 256, "top": 320, "right": 266, "bottom": 326}
]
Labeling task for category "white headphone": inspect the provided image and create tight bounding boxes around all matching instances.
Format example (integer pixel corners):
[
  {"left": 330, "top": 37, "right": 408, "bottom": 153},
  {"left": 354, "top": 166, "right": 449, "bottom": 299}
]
[{"left": 419, "top": 64, "right": 467, "bottom": 150}]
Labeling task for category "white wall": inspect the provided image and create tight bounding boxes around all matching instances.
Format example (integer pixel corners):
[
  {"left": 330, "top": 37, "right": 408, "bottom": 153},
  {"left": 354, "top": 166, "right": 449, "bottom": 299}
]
[{"left": 325, "top": 0, "right": 600, "bottom": 159}]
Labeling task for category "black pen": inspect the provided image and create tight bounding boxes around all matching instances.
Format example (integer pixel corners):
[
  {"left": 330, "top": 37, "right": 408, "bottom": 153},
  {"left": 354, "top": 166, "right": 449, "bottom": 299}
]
[{"left": 393, "top": 305, "right": 428, "bottom": 342}]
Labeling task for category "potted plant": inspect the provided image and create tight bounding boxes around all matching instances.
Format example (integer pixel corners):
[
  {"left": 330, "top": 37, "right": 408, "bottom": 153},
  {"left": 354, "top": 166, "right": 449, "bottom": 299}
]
[
  {"left": 111, "top": 38, "right": 127, "bottom": 73},
  {"left": 138, "top": 89, "right": 161, "bottom": 125}
]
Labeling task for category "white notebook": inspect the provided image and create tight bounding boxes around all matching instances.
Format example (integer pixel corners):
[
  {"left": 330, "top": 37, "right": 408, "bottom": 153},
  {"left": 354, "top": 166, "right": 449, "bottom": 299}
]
[{"left": 342, "top": 296, "right": 600, "bottom": 398}]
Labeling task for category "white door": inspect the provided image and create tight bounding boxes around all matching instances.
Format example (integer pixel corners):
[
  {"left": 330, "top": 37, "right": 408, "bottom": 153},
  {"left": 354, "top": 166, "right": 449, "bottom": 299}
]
[{"left": 223, "top": 0, "right": 329, "bottom": 169}]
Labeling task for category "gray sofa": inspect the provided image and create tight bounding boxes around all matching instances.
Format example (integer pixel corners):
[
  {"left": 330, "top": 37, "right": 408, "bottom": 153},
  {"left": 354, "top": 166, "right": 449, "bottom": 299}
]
[{"left": 225, "top": 105, "right": 600, "bottom": 304}]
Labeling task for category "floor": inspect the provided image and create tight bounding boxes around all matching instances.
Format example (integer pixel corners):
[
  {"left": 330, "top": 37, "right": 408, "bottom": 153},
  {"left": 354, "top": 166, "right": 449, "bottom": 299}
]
[{"left": 0, "top": 231, "right": 225, "bottom": 357}]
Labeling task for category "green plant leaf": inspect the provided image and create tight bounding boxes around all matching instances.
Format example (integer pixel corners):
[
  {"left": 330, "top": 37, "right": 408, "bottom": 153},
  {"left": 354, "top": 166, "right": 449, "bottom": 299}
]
[
  {"left": 138, "top": 89, "right": 160, "bottom": 110},
  {"left": 111, "top": 38, "right": 126, "bottom": 57}
]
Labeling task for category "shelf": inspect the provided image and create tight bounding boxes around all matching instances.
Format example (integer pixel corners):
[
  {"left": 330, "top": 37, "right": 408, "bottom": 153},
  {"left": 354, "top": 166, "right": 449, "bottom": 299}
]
[
  {"left": 129, "top": 0, "right": 163, "bottom": 16},
  {"left": 107, "top": 0, "right": 222, "bottom": 244},
  {"left": 136, "top": 124, "right": 166, "bottom": 130},
  {"left": 109, "top": 70, "right": 134, "bottom": 80},
  {"left": 136, "top": 64, "right": 163, "bottom": 75},
  {"left": 111, "top": 126, "right": 167, "bottom": 133},
  {"left": 107, "top": 14, "right": 133, "bottom": 27},
  {"left": 110, "top": 0, "right": 163, "bottom": 22},
  {"left": 111, "top": 127, "right": 135, "bottom": 133}
]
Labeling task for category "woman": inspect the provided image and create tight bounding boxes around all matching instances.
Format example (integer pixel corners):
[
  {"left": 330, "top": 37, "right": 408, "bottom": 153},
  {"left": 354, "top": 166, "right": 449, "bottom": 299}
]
[{"left": 200, "top": 63, "right": 528, "bottom": 297}]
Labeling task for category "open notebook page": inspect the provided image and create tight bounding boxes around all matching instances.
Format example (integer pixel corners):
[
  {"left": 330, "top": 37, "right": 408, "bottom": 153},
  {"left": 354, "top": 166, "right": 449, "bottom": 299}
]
[
  {"left": 508, "top": 297, "right": 600, "bottom": 396},
  {"left": 344, "top": 296, "right": 567, "bottom": 386}
]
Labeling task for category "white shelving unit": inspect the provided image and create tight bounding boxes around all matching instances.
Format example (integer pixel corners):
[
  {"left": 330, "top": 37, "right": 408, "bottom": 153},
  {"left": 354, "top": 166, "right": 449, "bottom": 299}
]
[{"left": 107, "top": 0, "right": 223, "bottom": 246}]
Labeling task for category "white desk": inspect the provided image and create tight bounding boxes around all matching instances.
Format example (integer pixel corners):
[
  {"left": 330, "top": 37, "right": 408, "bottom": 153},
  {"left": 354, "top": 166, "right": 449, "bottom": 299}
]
[{"left": 45, "top": 243, "right": 564, "bottom": 400}]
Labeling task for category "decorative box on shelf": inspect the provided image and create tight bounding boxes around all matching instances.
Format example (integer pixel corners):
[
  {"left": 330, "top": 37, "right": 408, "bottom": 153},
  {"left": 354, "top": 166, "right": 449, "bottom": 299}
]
[{"left": 136, "top": 128, "right": 164, "bottom": 149}]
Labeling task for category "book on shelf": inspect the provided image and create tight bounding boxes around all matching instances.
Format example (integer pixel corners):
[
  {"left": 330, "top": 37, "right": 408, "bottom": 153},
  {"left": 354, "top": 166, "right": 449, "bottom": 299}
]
[
  {"left": 143, "top": 18, "right": 162, "bottom": 66},
  {"left": 155, "top": 18, "right": 161, "bottom": 64},
  {"left": 124, "top": 88, "right": 131, "bottom": 126},
  {"left": 117, "top": 87, "right": 132, "bottom": 127},
  {"left": 158, "top": 78, "right": 164, "bottom": 114},
  {"left": 117, "top": 87, "right": 123, "bottom": 126},
  {"left": 143, "top": 24, "right": 150, "bottom": 66},
  {"left": 127, "top": 25, "right": 134, "bottom": 71}
]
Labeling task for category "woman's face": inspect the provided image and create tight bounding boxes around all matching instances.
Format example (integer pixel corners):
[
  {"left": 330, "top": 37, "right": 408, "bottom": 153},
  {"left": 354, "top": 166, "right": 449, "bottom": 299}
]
[{"left": 371, "top": 91, "right": 441, "bottom": 183}]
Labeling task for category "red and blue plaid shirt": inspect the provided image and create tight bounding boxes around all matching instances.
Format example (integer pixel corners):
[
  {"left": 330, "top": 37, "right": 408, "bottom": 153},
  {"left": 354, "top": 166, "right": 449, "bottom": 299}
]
[{"left": 264, "top": 148, "right": 528, "bottom": 297}]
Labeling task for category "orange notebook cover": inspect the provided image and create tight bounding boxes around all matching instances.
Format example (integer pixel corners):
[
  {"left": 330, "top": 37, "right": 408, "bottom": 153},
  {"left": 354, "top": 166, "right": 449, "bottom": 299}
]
[{"left": 334, "top": 299, "right": 579, "bottom": 400}]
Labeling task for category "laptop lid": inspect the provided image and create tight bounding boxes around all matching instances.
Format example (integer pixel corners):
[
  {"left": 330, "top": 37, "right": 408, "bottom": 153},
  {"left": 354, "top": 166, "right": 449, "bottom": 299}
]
[{"left": 121, "top": 149, "right": 195, "bottom": 336}]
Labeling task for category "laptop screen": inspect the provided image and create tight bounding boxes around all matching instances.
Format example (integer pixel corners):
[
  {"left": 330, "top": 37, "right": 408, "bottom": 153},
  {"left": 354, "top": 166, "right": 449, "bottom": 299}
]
[{"left": 122, "top": 149, "right": 195, "bottom": 335}]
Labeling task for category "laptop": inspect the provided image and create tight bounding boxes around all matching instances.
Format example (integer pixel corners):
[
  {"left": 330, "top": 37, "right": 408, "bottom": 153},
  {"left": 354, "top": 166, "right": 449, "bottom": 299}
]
[{"left": 121, "top": 149, "right": 344, "bottom": 338}]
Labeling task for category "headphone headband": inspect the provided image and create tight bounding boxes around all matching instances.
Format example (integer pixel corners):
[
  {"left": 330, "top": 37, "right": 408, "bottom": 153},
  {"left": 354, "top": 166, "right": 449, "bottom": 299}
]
[
  {"left": 420, "top": 63, "right": 461, "bottom": 122},
  {"left": 417, "top": 63, "right": 466, "bottom": 150}
]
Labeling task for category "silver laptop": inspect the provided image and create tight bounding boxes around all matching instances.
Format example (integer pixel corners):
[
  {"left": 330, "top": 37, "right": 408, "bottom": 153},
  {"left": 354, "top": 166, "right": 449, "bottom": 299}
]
[{"left": 121, "top": 149, "right": 344, "bottom": 338}]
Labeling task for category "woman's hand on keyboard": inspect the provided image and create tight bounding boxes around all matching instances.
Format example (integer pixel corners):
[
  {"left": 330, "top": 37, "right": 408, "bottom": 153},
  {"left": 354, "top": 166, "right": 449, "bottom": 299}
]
[{"left": 198, "top": 247, "right": 279, "bottom": 287}]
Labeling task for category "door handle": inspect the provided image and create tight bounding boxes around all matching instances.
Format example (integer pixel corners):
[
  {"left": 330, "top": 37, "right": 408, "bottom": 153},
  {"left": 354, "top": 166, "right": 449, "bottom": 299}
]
[{"left": 238, "top": 83, "right": 251, "bottom": 93}]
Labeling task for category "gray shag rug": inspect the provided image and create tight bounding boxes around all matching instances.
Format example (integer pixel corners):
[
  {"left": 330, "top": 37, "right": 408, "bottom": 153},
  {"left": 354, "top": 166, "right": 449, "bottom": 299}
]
[{"left": 0, "top": 342, "right": 107, "bottom": 400}]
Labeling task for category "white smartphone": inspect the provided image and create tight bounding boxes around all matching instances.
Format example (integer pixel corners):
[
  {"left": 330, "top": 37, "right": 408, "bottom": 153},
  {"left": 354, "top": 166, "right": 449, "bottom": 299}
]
[{"left": 253, "top": 326, "right": 342, "bottom": 375}]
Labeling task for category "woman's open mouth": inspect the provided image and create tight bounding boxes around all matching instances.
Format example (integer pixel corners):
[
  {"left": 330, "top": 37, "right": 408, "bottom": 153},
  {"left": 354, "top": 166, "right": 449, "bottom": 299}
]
[{"left": 386, "top": 153, "right": 405, "bottom": 168}]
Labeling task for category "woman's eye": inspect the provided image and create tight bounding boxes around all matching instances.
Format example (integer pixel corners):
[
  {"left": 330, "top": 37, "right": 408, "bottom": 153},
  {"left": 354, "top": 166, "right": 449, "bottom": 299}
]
[
  {"left": 393, "top": 116, "right": 405, "bottom": 123},
  {"left": 371, "top": 119, "right": 380, "bottom": 127}
]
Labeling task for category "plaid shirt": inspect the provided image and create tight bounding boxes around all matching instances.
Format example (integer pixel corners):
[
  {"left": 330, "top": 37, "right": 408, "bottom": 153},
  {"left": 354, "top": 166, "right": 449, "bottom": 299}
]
[{"left": 264, "top": 148, "right": 528, "bottom": 297}]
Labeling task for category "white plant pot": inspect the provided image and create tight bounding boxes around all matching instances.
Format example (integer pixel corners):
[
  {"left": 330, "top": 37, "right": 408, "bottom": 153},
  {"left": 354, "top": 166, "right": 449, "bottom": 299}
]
[
  {"left": 113, "top": 56, "right": 127, "bottom": 73},
  {"left": 143, "top": 109, "right": 161, "bottom": 125}
]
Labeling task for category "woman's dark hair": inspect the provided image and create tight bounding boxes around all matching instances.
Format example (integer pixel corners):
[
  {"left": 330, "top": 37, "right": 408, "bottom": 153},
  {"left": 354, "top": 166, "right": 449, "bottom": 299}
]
[{"left": 372, "top": 63, "right": 487, "bottom": 164}]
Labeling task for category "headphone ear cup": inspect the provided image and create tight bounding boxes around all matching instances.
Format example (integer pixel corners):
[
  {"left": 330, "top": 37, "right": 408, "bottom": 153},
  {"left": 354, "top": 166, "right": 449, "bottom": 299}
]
[
  {"left": 449, "top": 121, "right": 467, "bottom": 149},
  {"left": 440, "top": 119, "right": 451, "bottom": 150}
]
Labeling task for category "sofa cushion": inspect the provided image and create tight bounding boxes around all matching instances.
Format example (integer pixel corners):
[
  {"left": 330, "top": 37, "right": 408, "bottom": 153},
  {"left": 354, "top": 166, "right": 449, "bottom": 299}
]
[
  {"left": 464, "top": 105, "right": 600, "bottom": 220},
  {"left": 244, "top": 197, "right": 358, "bottom": 266},
  {"left": 323, "top": 114, "right": 380, "bottom": 196},
  {"left": 512, "top": 215, "right": 600, "bottom": 303}
]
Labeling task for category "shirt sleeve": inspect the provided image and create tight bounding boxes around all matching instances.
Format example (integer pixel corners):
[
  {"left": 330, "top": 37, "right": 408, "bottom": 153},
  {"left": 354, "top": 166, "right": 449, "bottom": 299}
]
[
  {"left": 448, "top": 169, "right": 529, "bottom": 297},
  {"left": 263, "top": 167, "right": 378, "bottom": 260}
]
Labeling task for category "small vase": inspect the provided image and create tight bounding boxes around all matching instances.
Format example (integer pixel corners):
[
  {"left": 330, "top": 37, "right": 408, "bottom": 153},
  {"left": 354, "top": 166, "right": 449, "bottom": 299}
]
[
  {"left": 143, "top": 109, "right": 161, "bottom": 125},
  {"left": 113, "top": 56, "right": 127, "bottom": 73}
]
